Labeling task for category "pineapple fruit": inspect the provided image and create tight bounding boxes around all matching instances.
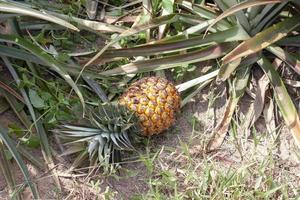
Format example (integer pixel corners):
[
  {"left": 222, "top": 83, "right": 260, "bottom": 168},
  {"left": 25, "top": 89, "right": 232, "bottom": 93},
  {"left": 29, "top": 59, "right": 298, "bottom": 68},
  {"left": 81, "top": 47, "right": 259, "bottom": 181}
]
[
  {"left": 119, "top": 77, "right": 181, "bottom": 136},
  {"left": 56, "top": 76, "right": 181, "bottom": 166}
]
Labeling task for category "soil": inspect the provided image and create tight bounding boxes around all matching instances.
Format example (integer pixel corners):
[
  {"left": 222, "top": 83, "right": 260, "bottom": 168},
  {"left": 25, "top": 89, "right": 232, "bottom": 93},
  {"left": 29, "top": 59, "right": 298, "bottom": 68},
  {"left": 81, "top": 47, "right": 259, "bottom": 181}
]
[{"left": 0, "top": 83, "right": 300, "bottom": 200}]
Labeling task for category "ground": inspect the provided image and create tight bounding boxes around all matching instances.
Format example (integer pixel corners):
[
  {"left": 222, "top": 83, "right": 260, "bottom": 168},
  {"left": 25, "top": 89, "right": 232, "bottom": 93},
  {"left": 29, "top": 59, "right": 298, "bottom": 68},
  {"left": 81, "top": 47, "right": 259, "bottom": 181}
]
[{"left": 0, "top": 83, "right": 300, "bottom": 199}]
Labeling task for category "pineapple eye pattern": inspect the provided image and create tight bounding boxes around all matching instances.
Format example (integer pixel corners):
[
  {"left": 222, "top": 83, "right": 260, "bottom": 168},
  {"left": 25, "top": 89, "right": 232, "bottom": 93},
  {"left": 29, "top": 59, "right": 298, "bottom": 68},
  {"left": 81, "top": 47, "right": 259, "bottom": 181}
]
[{"left": 119, "top": 77, "right": 181, "bottom": 136}]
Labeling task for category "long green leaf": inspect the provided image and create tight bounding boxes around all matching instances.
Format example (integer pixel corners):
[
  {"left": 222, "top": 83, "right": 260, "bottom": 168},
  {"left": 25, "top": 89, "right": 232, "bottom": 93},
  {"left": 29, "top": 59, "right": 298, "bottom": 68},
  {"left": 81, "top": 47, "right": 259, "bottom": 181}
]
[
  {"left": 251, "top": 2, "right": 288, "bottom": 35},
  {"left": 178, "top": 5, "right": 230, "bottom": 30},
  {"left": 0, "top": 44, "right": 106, "bottom": 79},
  {"left": 0, "top": 1, "right": 79, "bottom": 31},
  {"left": 2, "top": 56, "right": 39, "bottom": 132},
  {"left": 257, "top": 56, "right": 300, "bottom": 147},
  {"left": 250, "top": 3, "right": 277, "bottom": 26},
  {"left": 206, "top": 0, "right": 283, "bottom": 33},
  {"left": 85, "top": 23, "right": 249, "bottom": 66},
  {"left": 0, "top": 125, "right": 39, "bottom": 199},
  {"left": 84, "top": 14, "right": 180, "bottom": 67},
  {"left": 49, "top": 11, "right": 126, "bottom": 33},
  {"left": 101, "top": 43, "right": 233, "bottom": 76},
  {"left": 69, "top": 150, "right": 88, "bottom": 172},
  {"left": 0, "top": 34, "right": 85, "bottom": 112},
  {"left": 176, "top": 70, "right": 219, "bottom": 92},
  {"left": 223, "top": 14, "right": 300, "bottom": 64},
  {"left": 0, "top": 44, "right": 45, "bottom": 65},
  {"left": 102, "top": 26, "right": 249, "bottom": 58}
]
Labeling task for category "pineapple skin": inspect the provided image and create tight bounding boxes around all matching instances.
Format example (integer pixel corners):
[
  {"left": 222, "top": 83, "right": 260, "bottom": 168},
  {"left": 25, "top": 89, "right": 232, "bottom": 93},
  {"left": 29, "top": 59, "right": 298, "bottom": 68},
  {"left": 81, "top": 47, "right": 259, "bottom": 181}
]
[{"left": 119, "top": 77, "right": 181, "bottom": 136}]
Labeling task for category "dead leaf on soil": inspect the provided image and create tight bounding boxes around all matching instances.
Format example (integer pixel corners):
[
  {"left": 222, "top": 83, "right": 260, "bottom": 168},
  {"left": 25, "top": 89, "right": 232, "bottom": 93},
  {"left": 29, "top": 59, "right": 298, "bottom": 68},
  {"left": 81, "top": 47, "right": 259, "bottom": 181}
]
[{"left": 206, "top": 96, "right": 239, "bottom": 152}]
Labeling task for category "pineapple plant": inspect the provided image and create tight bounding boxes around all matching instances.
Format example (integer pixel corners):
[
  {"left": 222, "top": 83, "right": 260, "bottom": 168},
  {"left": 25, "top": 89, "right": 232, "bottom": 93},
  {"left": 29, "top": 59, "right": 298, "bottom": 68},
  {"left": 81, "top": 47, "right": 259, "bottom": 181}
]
[{"left": 56, "top": 77, "right": 181, "bottom": 166}]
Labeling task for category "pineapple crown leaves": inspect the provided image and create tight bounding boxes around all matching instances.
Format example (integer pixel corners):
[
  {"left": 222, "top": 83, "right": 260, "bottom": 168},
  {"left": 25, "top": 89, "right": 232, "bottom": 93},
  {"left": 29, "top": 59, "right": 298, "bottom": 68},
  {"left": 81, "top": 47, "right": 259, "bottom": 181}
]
[{"left": 54, "top": 103, "right": 141, "bottom": 165}]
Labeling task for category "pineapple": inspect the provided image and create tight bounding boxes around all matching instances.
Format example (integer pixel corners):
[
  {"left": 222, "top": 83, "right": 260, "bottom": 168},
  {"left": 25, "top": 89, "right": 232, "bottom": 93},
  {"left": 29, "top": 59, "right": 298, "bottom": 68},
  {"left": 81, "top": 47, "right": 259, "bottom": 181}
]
[
  {"left": 119, "top": 76, "right": 181, "bottom": 136},
  {"left": 56, "top": 76, "right": 180, "bottom": 166}
]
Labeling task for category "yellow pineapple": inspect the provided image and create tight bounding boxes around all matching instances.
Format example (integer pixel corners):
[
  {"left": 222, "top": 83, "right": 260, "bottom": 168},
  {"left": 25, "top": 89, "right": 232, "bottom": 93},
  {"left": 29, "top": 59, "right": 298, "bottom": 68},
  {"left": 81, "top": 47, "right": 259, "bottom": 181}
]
[{"left": 119, "top": 76, "right": 181, "bottom": 136}]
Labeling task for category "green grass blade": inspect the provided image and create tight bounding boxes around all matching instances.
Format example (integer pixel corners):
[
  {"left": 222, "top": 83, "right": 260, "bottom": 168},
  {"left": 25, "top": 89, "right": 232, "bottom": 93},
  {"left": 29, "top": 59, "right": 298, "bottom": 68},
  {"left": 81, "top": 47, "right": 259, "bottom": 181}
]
[
  {"left": 0, "top": 1, "right": 79, "bottom": 31},
  {"left": 223, "top": 14, "right": 300, "bottom": 64},
  {"left": 100, "top": 43, "right": 232, "bottom": 76},
  {"left": 0, "top": 125, "right": 39, "bottom": 199},
  {"left": 69, "top": 150, "right": 88, "bottom": 172},
  {"left": 257, "top": 56, "right": 300, "bottom": 147},
  {"left": 0, "top": 34, "right": 85, "bottom": 112}
]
